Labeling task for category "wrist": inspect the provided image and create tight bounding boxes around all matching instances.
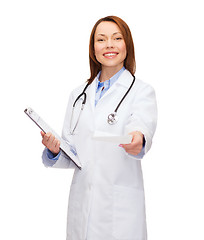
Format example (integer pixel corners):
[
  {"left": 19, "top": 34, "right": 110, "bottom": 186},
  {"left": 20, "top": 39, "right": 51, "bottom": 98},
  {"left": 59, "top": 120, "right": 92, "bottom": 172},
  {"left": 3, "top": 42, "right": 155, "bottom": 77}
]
[{"left": 47, "top": 148, "right": 60, "bottom": 160}]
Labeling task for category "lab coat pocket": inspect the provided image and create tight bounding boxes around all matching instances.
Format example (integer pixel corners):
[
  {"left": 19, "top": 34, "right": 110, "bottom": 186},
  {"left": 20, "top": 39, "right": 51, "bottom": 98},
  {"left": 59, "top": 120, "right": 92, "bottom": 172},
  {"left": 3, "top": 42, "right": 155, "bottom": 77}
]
[{"left": 113, "top": 185, "right": 146, "bottom": 240}]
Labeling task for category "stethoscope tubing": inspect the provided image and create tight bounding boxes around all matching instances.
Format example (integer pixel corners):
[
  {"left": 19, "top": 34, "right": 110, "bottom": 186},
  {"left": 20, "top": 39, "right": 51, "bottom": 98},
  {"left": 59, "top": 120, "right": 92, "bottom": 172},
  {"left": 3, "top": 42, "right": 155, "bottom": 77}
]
[
  {"left": 72, "top": 83, "right": 89, "bottom": 107},
  {"left": 70, "top": 75, "right": 135, "bottom": 133},
  {"left": 114, "top": 75, "right": 135, "bottom": 113}
]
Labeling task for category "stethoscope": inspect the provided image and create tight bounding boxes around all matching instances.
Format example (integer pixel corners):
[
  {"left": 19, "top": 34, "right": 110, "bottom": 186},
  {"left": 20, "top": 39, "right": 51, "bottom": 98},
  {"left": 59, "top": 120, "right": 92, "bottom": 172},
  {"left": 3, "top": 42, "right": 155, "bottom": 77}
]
[{"left": 70, "top": 75, "right": 135, "bottom": 135}]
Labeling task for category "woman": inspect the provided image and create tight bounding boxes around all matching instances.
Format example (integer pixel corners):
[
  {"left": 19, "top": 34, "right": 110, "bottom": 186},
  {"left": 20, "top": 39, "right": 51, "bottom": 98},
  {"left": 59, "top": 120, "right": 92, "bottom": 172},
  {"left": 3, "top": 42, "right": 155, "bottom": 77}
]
[{"left": 42, "top": 16, "right": 157, "bottom": 240}]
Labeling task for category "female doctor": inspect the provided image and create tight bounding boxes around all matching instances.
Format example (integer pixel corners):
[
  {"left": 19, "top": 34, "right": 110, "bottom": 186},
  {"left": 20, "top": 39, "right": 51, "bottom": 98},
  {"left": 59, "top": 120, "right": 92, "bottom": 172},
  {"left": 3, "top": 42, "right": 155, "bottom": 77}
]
[{"left": 41, "top": 16, "right": 157, "bottom": 240}]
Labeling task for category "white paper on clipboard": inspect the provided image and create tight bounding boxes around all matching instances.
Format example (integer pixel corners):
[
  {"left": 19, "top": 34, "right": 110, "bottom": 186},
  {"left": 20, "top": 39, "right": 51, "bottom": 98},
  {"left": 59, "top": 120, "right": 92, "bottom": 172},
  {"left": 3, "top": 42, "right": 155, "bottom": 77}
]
[
  {"left": 92, "top": 131, "right": 133, "bottom": 144},
  {"left": 24, "top": 107, "right": 82, "bottom": 169}
]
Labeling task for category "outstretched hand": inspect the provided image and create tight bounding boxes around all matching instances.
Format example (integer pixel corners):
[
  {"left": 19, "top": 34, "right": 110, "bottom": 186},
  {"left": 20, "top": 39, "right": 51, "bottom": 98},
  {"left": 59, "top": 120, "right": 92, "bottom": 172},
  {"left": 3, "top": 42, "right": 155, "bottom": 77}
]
[{"left": 119, "top": 131, "right": 144, "bottom": 155}]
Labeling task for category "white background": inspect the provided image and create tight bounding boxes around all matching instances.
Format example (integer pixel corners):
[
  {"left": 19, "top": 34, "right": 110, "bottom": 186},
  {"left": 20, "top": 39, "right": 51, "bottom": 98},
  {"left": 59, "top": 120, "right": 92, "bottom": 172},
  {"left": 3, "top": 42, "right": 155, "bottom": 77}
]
[{"left": 1, "top": 0, "right": 204, "bottom": 239}]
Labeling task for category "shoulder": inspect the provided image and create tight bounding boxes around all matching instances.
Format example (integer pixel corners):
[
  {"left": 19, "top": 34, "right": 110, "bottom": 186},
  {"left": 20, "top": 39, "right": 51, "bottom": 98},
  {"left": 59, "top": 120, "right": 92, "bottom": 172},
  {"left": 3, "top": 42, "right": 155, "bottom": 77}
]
[
  {"left": 135, "top": 78, "right": 155, "bottom": 92},
  {"left": 122, "top": 70, "right": 155, "bottom": 93},
  {"left": 70, "top": 81, "right": 89, "bottom": 98},
  {"left": 131, "top": 78, "right": 157, "bottom": 107}
]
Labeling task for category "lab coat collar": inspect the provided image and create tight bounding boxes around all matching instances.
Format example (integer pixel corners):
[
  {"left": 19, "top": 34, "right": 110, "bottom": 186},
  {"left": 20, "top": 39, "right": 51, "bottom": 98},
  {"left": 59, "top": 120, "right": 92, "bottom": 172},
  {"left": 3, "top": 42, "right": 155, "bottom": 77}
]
[
  {"left": 95, "top": 66, "right": 126, "bottom": 91},
  {"left": 116, "top": 69, "right": 135, "bottom": 88},
  {"left": 87, "top": 69, "right": 135, "bottom": 114},
  {"left": 94, "top": 69, "right": 134, "bottom": 90}
]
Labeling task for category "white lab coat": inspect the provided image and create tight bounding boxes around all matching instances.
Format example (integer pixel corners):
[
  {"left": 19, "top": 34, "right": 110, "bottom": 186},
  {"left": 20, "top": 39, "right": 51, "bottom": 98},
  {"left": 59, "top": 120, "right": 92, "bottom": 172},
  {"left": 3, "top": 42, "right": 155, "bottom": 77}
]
[{"left": 42, "top": 69, "right": 157, "bottom": 240}]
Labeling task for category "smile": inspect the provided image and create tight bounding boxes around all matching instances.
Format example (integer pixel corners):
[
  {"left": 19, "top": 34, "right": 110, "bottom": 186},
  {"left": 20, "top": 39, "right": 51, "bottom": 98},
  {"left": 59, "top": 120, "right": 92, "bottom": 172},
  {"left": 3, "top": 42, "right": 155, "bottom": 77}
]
[{"left": 103, "top": 52, "right": 118, "bottom": 58}]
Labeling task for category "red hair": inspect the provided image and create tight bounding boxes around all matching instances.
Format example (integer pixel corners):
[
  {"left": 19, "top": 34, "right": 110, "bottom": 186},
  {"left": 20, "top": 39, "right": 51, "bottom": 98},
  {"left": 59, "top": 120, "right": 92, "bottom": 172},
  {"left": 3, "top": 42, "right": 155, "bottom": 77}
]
[{"left": 88, "top": 16, "right": 136, "bottom": 84}]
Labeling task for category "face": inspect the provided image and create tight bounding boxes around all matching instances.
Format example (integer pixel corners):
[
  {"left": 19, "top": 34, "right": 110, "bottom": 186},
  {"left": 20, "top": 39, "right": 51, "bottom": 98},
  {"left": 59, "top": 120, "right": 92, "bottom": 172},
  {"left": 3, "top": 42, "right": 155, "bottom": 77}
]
[{"left": 94, "top": 21, "right": 127, "bottom": 71}]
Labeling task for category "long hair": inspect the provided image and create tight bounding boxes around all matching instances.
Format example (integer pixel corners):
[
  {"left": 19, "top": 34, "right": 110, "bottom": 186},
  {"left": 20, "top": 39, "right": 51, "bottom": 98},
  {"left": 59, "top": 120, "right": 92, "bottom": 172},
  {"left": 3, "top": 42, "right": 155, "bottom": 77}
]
[{"left": 88, "top": 16, "right": 136, "bottom": 84}]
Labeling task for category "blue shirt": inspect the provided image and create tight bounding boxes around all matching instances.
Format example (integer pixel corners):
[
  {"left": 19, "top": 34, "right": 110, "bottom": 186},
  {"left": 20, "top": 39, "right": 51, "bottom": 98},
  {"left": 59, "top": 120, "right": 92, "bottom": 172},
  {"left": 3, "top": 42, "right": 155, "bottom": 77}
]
[
  {"left": 47, "top": 67, "right": 145, "bottom": 160},
  {"left": 95, "top": 67, "right": 125, "bottom": 105}
]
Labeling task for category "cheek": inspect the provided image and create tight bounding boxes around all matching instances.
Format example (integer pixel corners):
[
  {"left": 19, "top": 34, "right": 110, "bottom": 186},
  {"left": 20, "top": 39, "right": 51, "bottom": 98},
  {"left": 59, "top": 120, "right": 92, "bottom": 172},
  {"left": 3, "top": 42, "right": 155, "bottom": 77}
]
[
  {"left": 120, "top": 43, "right": 127, "bottom": 58},
  {"left": 94, "top": 43, "right": 102, "bottom": 56}
]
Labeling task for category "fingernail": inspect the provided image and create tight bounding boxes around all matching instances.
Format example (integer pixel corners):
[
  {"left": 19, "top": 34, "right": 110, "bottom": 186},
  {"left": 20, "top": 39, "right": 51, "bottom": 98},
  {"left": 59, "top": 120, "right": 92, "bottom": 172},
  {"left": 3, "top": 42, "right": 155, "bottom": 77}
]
[{"left": 119, "top": 144, "right": 123, "bottom": 147}]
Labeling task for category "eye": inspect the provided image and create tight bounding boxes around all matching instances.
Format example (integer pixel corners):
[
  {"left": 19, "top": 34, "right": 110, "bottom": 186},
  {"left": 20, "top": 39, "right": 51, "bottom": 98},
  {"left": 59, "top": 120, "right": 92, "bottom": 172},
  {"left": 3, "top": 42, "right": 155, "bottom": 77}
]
[
  {"left": 97, "top": 38, "right": 105, "bottom": 42},
  {"left": 115, "top": 37, "right": 123, "bottom": 41}
]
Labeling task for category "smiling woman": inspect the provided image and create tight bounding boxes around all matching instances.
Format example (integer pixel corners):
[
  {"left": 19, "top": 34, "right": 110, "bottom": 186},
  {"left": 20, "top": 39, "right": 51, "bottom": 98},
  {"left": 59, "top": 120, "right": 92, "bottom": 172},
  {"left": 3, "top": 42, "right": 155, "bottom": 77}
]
[
  {"left": 94, "top": 21, "right": 127, "bottom": 82},
  {"left": 88, "top": 15, "right": 136, "bottom": 84},
  {"left": 41, "top": 15, "right": 157, "bottom": 240}
]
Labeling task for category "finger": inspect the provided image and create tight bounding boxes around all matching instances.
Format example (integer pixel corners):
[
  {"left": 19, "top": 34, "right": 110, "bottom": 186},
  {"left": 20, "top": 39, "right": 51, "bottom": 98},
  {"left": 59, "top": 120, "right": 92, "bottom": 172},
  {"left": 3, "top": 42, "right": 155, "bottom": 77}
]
[
  {"left": 41, "top": 131, "right": 45, "bottom": 137},
  {"left": 50, "top": 139, "right": 60, "bottom": 154},
  {"left": 122, "top": 142, "right": 135, "bottom": 149},
  {"left": 54, "top": 140, "right": 61, "bottom": 153},
  {"left": 46, "top": 132, "right": 52, "bottom": 138},
  {"left": 127, "top": 150, "right": 141, "bottom": 155},
  {"left": 118, "top": 134, "right": 139, "bottom": 149},
  {"left": 47, "top": 134, "right": 55, "bottom": 149},
  {"left": 42, "top": 132, "right": 53, "bottom": 147},
  {"left": 43, "top": 132, "right": 52, "bottom": 142},
  {"left": 53, "top": 138, "right": 59, "bottom": 148},
  {"left": 128, "top": 131, "right": 143, "bottom": 143},
  {"left": 49, "top": 136, "right": 60, "bottom": 152},
  {"left": 55, "top": 140, "right": 60, "bottom": 149},
  {"left": 122, "top": 144, "right": 133, "bottom": 152},
  {"left": 121, "top": 142, "right": 142, "bottom": 154},
  {"left": 119, "top": 143, "right": 134, "bottom": 149}
]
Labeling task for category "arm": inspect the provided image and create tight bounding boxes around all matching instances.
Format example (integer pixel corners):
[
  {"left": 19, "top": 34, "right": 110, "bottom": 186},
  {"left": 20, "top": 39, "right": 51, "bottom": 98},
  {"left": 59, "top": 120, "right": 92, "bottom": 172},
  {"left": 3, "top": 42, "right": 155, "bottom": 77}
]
[
  {"left": 121, "top": 83, "right": 157, "bottom": 159},
  {"left": 41, "top": 93, "right": 78, "bottom": 169}
]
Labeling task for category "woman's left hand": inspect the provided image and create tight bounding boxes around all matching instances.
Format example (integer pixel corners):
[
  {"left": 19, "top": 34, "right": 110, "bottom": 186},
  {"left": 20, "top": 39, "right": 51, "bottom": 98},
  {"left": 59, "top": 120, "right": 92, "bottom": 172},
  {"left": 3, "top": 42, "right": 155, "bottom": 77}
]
[{"left": 119, "top": 131, "right": 144, "bottom": 155}]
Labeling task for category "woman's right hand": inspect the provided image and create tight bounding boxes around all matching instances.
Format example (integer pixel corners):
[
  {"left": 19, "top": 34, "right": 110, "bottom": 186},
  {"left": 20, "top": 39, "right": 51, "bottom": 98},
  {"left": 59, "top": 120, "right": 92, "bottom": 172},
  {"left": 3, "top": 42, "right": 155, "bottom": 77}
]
[{"left": 41, "top": 131, "right": 60, "bottom": 155}]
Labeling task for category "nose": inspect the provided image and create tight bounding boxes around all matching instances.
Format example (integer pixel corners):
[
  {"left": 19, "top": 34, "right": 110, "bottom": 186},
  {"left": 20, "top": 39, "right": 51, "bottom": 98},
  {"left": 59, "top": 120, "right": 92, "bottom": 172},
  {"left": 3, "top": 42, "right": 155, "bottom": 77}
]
[{"left": 106, "top": 38, "right": 114, "bottom": 48}]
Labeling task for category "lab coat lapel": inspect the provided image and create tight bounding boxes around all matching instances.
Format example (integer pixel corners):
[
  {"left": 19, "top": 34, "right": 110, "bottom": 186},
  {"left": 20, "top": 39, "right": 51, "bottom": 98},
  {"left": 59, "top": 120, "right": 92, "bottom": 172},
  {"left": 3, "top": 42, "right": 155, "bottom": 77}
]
[
  {"left": 87, "top": 78, "right": 97, "bottom": 116},
  {"left": 85, "top": 70, "right": 134, "bottom": 120},
  {"left": 96, "top": 70, "right": 134, "bottom": 104}
]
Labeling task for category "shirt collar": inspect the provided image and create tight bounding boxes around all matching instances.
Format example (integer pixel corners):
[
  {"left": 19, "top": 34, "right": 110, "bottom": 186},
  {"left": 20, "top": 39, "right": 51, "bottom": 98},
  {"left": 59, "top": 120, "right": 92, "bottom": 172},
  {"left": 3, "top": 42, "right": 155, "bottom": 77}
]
[{"left": 96, "top": 66, "right": 125, "bottom": 91}]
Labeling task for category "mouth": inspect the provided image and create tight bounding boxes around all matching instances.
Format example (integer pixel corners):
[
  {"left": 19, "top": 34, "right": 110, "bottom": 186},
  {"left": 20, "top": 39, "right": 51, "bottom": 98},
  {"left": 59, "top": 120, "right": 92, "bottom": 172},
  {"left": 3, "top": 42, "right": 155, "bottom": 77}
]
[{"left": 103, "top": 52, "right": 119, "bottom": 58}]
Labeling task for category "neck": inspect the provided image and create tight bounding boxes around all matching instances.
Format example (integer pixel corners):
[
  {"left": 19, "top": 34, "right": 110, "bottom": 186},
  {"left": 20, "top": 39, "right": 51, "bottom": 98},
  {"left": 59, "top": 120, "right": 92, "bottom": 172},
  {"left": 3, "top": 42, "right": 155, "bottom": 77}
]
[{"left": 99, "top": 65, "right": 124, "bottom": 82}]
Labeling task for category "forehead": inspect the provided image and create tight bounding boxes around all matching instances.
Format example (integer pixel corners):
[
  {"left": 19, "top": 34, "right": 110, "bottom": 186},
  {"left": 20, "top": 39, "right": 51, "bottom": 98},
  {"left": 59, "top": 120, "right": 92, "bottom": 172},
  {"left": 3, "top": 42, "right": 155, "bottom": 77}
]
[{"left": 95, "top": 21, "right": 122, "bottom": 35}]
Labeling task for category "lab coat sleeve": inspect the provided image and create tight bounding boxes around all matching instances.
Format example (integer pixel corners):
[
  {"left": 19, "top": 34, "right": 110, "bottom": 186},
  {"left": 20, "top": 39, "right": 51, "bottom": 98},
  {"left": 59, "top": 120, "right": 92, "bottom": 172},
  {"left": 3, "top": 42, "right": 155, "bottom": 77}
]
[
  {"left": 42, "top": 92, "right": 78, "bottom": 169},
  {"left": 42, "top": 148, "right": 77, "bottom": 168},
  {"left": 124, "top": 82, "right": 157, "bottom": 159}
]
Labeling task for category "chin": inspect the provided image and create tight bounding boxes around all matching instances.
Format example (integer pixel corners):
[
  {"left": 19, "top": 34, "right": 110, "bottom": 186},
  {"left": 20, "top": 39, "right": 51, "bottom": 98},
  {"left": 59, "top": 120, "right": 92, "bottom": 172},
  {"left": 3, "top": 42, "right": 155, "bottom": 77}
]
[{"left": 103, "top": 62, "right": 124, "bottom": 69}]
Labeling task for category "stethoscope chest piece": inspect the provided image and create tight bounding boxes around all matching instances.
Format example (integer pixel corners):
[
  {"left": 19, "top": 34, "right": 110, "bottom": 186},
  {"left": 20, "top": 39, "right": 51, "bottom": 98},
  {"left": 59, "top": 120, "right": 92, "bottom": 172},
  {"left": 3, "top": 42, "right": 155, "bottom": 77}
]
[
  {"left": 107, "top": 112, "right": 118, "bottom": 125},
  {"left": 70, "top": 75, "right": 135, "bottom": 133}
]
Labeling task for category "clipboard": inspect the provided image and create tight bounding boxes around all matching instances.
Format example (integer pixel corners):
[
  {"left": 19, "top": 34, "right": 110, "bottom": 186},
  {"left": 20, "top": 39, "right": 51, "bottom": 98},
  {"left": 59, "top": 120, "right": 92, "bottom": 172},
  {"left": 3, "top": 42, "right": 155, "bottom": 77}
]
[{"left": 24, "top": 107, "right": 82, "bottom": 169}]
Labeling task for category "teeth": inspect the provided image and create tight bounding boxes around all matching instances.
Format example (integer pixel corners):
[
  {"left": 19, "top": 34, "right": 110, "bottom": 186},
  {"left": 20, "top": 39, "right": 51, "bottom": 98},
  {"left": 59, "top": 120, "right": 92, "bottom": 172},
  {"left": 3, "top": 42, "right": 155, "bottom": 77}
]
[{"left": 104, "top": 53, "right": 117, "bottom": 56}]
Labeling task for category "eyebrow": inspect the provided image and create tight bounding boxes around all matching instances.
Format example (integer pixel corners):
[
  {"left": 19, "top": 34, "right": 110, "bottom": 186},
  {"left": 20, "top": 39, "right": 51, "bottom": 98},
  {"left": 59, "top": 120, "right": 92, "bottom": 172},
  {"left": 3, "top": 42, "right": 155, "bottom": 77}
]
[{"left": 96, "top": 32, "right": 122, "bottom": 36}]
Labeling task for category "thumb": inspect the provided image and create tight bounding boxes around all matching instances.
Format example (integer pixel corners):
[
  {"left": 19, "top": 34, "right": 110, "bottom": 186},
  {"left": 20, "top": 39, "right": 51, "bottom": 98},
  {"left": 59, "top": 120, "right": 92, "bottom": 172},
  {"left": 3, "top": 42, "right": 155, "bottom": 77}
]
[
  {"left": 41, "top": 131, "right": 45, "bottom": 137},
  {"left": 129, "top": 131, "right": 143, "bottom": 144},
  {"left": 128, "top": 132, "right": 135, "bottom": 143}
]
